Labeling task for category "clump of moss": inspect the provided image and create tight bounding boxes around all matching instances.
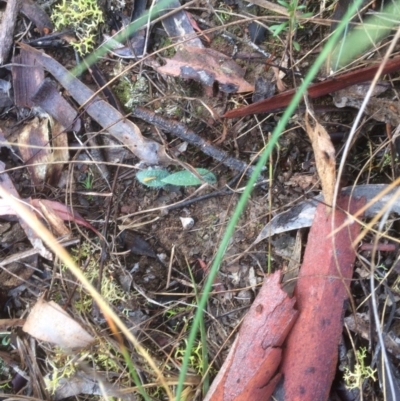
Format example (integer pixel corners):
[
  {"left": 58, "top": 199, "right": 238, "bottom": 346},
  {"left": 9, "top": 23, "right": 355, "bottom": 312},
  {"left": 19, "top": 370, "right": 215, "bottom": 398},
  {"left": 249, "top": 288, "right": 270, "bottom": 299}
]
[
  {"left": 46, "top": 351, "right": 78, "bottom": 394},
  {"left": 46, "top": 242, "right": 132, "bottom": 393},
  {"left": 46, "top": 341, "right": 127, "bottom": 394},
  {"left": 61, "top": 241, "right": 130, "bottom": 313},
  {"left": 114, "top": 74, "right": 150, "bottom": 112},
  {"left": 51, "top": 0, "right": 104, "bottom": 55},
  {"left": 343, "top": 347, "right": 376, "bottom": 390}
]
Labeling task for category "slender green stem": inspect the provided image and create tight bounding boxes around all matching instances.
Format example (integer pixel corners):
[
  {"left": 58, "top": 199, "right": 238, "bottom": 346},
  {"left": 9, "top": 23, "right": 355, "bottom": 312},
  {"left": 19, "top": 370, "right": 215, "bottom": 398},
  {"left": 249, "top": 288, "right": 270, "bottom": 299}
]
[
  {"left": 71, "top": 0, "right": 176, "bottom": 76},
  {"left": 120, "top": 346, "right": 152, "bottom": 401},
  {"left": 187, "top": 263, "right": 210, "bottom": 395},
  {"left": 175, "top": 0, "right": 364, "bottom": 399}
]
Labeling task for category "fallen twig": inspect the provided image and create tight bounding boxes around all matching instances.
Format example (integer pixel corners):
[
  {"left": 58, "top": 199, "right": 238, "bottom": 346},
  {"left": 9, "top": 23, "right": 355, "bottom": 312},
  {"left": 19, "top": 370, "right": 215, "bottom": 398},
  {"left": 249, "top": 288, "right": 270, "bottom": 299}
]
[{"left": 132, "top": 106, "right": 262, "bottom": 177}]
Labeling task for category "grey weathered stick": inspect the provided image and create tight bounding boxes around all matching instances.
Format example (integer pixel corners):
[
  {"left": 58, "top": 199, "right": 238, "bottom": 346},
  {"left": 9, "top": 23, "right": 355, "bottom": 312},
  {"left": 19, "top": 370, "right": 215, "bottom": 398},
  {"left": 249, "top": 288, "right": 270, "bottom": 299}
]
[
  {"left": 0, "top": 0, "right": 19, "bottom": 65},
  {"left": 132, "top": 106, "right": 261, "bottom": 177},
  {"left": 19, "top": 43, "right": 169, "bottom": 165}
]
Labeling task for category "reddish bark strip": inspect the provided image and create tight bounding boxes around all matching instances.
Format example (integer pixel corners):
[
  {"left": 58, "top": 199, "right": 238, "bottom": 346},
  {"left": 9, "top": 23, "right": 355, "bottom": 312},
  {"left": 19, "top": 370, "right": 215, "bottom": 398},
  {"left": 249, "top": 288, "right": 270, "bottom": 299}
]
[
  {"left": 205, "top": 271, "right": 298, "bottom": 401},
  {"left": 223, "top": 57, "right": 400, "bottom": 118},
  {"left": 279, "top": 196, "right": 365, "bottom": 401}
]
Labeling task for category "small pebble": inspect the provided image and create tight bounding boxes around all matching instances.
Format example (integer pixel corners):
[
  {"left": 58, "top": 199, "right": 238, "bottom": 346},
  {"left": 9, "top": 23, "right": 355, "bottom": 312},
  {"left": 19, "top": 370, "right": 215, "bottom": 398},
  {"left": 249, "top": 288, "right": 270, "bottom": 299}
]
[{"left": 180, "top": 217, "right": 194, "bottom": 230}]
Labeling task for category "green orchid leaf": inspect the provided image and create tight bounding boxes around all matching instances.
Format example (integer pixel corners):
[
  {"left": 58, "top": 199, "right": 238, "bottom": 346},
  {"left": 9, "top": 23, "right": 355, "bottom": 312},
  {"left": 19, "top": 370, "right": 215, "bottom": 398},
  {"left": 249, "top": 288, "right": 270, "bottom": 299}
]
[
  {"left": 136, "top": 169, "right": 169, "bottom": 187},
  {"left": 161, "top": 168, "right": 216, "bottom": 186}
]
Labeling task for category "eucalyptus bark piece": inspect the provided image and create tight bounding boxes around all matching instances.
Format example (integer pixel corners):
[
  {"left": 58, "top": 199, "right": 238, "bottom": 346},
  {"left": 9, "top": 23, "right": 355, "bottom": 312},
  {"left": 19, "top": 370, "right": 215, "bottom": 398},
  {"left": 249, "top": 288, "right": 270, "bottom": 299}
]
[
  {"left": 19, "top": 43, "right": 169, "bottom": 165},
  {"left": 279, "top": 196, "right": 365, "bottom": 401},
  {"left": 12, "top": 48, "right": 45, "bottom": 108},
  {"left": 0, "top": 0, "right": 19, "bottom": 64},
  {"left": 204, "top": 271, "right": 298, "bottom": 401}
]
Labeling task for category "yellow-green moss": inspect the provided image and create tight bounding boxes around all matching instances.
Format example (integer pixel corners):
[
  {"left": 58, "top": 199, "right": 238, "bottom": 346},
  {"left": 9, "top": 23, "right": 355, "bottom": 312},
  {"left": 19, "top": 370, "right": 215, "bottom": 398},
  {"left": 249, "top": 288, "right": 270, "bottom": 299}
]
[
  {"left": 51, "top": 0, "right": 104, "bottom": 55},
  {"left": 114, "top": 75, "right": 150, "bottom": 111}
]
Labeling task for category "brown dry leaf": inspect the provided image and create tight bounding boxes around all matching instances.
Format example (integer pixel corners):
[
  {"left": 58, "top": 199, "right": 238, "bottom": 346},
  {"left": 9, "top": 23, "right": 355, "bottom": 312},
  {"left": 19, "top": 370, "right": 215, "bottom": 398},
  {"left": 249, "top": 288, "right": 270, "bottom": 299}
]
[
  {"left": 31, "top": 80, "right": 78, "bottom": 185},
  {"left": 45, "top": 121, "right": 69, "bottom": 186},
  {"left": 29, "top": 199, "right": 101, "bottom": 236},
  {"left": 23, "top": 296, "right": 94, "bottom": 349},
  {"left": 18, "top": 117, "right": 51, "bottom": 185},
  {"left": 305, "top": 112, "right": 336, "bottom": 206},
  {"left": 17, "top": 116, "right": 68, "bottom": 187},
  {"left": 0, "top": 161, "right": 51, "bottom": 259},
  {"left": 35, "top": 200, "right": 70, "bottom": 237},
  {"left": 271, "top": 56, "right": 287, "bottom": 93},
  {"left": 157, "top": 46, "right": 254, "bottom": 93}
]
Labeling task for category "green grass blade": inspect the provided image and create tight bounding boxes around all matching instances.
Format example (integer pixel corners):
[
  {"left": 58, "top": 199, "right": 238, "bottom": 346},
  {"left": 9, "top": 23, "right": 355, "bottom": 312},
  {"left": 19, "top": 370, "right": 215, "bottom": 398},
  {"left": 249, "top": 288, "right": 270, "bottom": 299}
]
[
  {"left": 71, "top": 0, "right": 176, "bottom": 76},
  {"left": 186, "top": 261, "right": 210, "bottom": 395},
  {"left": 175, "top": 0, "right": 365, "bottom": 398},
  {"left": 331, "top": 1, "right": 400, "bottom": 69},
  {"left": 120, "top": 346, "right": 152, "bottom": 401}
]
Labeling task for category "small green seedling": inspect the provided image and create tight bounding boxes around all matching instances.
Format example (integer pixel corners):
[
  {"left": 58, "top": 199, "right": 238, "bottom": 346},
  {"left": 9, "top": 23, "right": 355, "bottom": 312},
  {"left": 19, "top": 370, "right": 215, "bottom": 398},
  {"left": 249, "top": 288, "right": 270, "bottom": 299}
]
[
  {"left": 81, "top": 171, "right": 94, "bottom": 190},
  {"left": 136, "top": 168, "right": 216, "bottom": 188},
  {"left": 269, "top": 0, "right": 312, "bottom": 51}
]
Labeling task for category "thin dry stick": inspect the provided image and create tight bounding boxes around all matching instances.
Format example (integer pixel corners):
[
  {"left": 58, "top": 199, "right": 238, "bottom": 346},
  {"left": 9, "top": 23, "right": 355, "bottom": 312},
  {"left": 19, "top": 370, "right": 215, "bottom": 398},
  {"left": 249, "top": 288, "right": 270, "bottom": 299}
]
[
  {"left": 132, "top": 106, "right": 262, "bottom": 178},
  {"left": 244, "top": 0, "right": 302, "bottom": 18}
]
